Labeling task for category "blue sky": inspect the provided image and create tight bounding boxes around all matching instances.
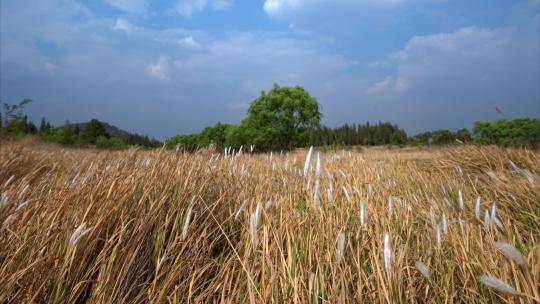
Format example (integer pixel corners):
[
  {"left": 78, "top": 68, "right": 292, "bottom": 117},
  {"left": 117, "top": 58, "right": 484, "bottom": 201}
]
[{"left": 1, "top": 0, "right": 539, "bottom": 139}]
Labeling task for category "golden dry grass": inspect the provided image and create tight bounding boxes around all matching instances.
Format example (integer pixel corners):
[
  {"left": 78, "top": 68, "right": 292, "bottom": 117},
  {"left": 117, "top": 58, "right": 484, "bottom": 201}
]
[{"left": 1, "top": 140, "right": 539, "bottom": 303}]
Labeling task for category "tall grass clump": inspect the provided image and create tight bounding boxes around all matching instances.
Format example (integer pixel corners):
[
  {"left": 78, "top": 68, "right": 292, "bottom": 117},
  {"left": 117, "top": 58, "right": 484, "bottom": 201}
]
[{"left": 0, "top": 141, "right": 538, "bottom": 303}]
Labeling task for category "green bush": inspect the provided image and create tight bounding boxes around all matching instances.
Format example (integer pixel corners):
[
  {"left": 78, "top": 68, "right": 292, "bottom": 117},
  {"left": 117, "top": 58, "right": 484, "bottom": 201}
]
[
  {"left": 473, "top": 118, "right": 540, "bottom": 147},
  {"left": 95, "top": 136, "right": 128, "bottom": 149}
]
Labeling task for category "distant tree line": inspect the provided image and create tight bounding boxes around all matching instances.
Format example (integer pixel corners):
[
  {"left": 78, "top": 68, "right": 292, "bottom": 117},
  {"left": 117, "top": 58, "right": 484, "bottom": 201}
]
[
  {"left": 410, "top": 128, "right": 472, "bottom": 145},
  {"left": 1, "top": 99, "right": 161, "bottom": 149},
  {"left": 2, "top": 94, "right": 539, "bottom": 151},
  {"left": 309, "top": 122, "right": 407, "bottom": 146},
  {"left": 164, "top": 84, "right": 539, "bottom": 151}
]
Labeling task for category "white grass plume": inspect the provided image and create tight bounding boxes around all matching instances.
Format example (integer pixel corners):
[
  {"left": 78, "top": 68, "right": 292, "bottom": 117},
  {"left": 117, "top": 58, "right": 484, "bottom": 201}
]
[
  {"left": 458, "top": 190, "right": 464, "bottom": 210},
  {"left": 69, "top": 222, "right": 93, "bottom": 246},
  {"left": 327, "top": 188, "right": 333, "bottom": 202},
  {"left": 156, "top": 254, "right": 169, "bottom": 272},
  {"left": 486, "top": 170, "right": 497, "bottom": 180},
  {"left": 415, "top": 261, "right": 430, "bottom": 279},
  {"left": 508, "top": 160, "right": 519, "bottom": 172},
  {"left": 15, "top": 199, "right": 32, "bottom": 211},
  {"left": 490, "top": 202, "right": 504, "bottom": 231},
  {"left": 0, "top": 192, "right": 8, "bottom": 208},
  {"left": 484, "top": 209, "right": 490, "bottom": 230},
  {"left": 3, "top": 175, "right": 15, "bottom": 188},
  {"left": 494, "top": 242, "right": 525, "bottom": 268},
  {"left": 442, "top": 213, "right": 448, "bottom": 235},
  {"left": 315, "top": 152, "right": 321, "bottom": 179},
  {"left": 235, "top": 199, "right": 249, "bottom": 221},
  {"left": 383, "top": 233, "right": 392, "bottom": 281},
  {"left": 182, "top": 197, "right": 195, "bottom": 241},
  {"left": 519, "top": 169, "right": 534, "bottom": 184},
  {"left": 18, "top": 184, "right": 29, "bottom": 199},
  {"left": 436, "top": 224, "right": 441, "bottom": 248},
  {"left": 492, "top": 216, "right": 504, "bottom": 231},
  {"left": 479, "top": 275, "right": 522, "bottom": 297},
  {"left": 250, "top": 202, "right": 261, "bottom": 252},
  {"left": 430, "top": 206, "right": 436, "bottom": 227},
  {"left": 336, "top": 232, "right": 345, "bottom": 261},
  {"left": 303, "top": 146, "right": 313, "bottom": 176},
  {"left": 509, "top": 160, "right": 535, "bottom": 184},
  {"left": 475, "top": 196, "right": 481, "bottom": 220},
  {"left": 342, "top": 187, "right": 350, "bottom": 202},
  {"left": 359, "top": 201, "right": 366, "bottom": 226},
  {"left": 313, "top": 153, "right": 321, "bottom": 207},
  {"left": 313, "top": 179, "right": 320, "bottom": 208}
]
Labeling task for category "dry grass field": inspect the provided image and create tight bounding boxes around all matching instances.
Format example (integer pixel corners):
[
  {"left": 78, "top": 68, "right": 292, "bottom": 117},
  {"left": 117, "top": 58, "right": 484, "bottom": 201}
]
[{"left": 1, "top": 140, "right": 539, "bottom": 303}]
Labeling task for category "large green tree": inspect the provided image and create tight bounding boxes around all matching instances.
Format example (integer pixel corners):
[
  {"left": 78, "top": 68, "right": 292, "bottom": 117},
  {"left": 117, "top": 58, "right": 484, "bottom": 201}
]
[{"left": 238, "top": 84, "right": 321, "bottom": 151}]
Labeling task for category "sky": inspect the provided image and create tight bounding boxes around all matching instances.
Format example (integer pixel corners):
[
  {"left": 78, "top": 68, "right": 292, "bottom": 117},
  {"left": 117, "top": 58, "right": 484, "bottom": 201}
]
[{"left": 1, "top": 0, "right": 539, "bottom": 139}]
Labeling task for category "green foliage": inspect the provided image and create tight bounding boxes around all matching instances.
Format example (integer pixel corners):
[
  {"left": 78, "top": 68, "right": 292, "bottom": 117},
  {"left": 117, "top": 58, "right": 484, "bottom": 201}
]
[
  {"left": 1, "top": 100, "right": 160, "bottom": 149},
  {"left": 310, "top": 122, "right": 407, "bottom": 146},
  {"left": 121, "top": 133, "right": 162, "bottom": 148},
  {"left": 455, "top": 128, "right": 472, "bottom": 143},
  {"left": 41, "top": 127, "right": 75, "bottom": 145},
  {"left": 82, "top": 119, "right": 109, "bottom": 144},
  {"left": 0, "top": 116, "right": 37, "bottom": 138},
  {"left": 165, "top": 134, "right": 202, "bottom": 151},
  {"left": 0, "top": 99, "right": 36, "bottom": 138},
  {"left": 431, "top": 129, "right": 456, "bottom": 145},
  {"left": 166, "top": 84, "right": 321, "bottom": 152},
  {"left": 95, "top": 136, "right": 128, "bottom": 149},
  {"left": 473, "top": 118, "right": 540, "bottom": 147},
  {"left": 411, "top": 131, "right": 432, "bottom": 145},
  {"left": 239, "top": 84, "right": 321, "bottom": 151},
  {"left": 200, "top": 122, "right": 233, "bottom": 148}
]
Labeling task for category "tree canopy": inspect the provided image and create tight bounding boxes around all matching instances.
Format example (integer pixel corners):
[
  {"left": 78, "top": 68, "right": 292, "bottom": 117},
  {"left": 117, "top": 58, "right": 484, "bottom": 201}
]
[
  {"left": 166, "top": 84, "right": 322, "bottom": 151},
  {"left": 473, "top": 118, "right": 540, "bottom": 147},
  {"left": 239, "top": 84, "right": 321, "bottom": 151}
]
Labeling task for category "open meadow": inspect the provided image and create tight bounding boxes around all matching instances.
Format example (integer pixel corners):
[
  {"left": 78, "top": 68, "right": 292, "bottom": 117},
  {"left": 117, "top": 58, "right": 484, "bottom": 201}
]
[{"left": 1, "top": 140, "right": 539, "bottom": 303}]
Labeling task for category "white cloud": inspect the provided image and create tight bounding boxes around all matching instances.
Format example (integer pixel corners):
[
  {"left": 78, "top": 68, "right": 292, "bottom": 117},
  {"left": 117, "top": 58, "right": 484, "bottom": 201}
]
[
  {"left": 174, "top": 0, "right": 234, "bottom": 17},
  {"left": 212, "top": 0, "right": 234, "bottom": 10},
  {"left": 263, "top": 0, "right": 302, "bottom": 16},
  {"left": 104, "top": 0, "right": 147, "bottom": 14},
  {"left": 366, "top": 76, "right": 392, "bottom": 94},
  {"left": 365, "top": 75, "right": 407, "bottom": 94},
  {"left": 263, "top": 0, "right": 402, "bottom": 17},
  {"left": 113, "top": 18, "right": 133, "bottom": 33},
  {"left": 387, "top": 26, "right": 514, "bottom": 92},
  {"left": 174, "top": 0, "right": 207, "bottom": 17},
  {"left": 147, "top": 57, "right": 170, "bottom": 80},
  {"left": 178, "top": 36, "right": 201, "bottom": 48}
]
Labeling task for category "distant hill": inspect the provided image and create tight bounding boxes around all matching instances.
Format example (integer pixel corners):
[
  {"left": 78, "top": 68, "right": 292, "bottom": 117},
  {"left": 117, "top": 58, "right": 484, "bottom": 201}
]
[
  {"left": 67, "top": 120, "right": 162, "bottom": 148},
  {"left": 68, "top": 121, "right": 132, "bottom": 138}
]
